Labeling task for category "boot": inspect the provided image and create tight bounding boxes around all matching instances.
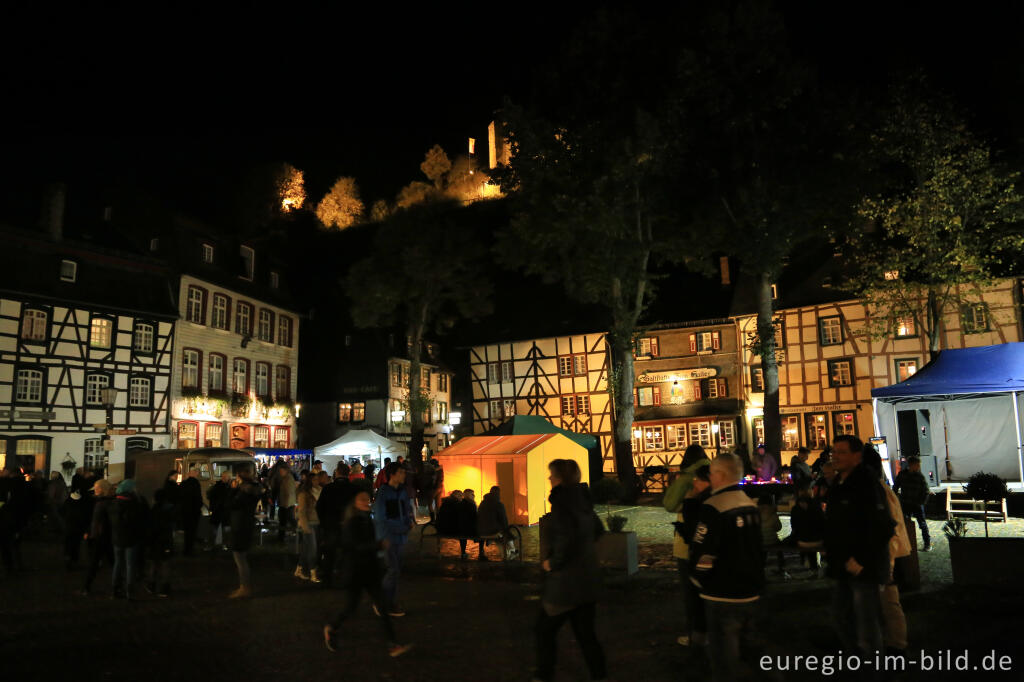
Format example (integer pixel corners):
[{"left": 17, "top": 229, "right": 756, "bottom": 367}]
[
  {"left": 294, "top": 565, "right": 308, "bottom": 579},
  {"left": 228, "top": 585, "right": 252, "bottom": 599},
  {"left": 310, "top": 569, "right": 321, "bottom": 584}
]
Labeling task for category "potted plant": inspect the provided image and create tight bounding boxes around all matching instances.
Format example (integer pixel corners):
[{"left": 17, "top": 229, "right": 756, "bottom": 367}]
[
  {"left": 947, "top": 471, "right": 1024, "bottom": 585},
  {"left": 590, "top": 477, "right": 638, "bottom": 575}
]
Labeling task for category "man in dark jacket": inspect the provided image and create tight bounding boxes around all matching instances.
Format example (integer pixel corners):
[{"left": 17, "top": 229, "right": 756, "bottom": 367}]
[
  {"left": 147, "top": 487, "right": 175, "bottom": 597},
  {"left": 476, "top": 486, "right": 509, "bottom": 538},
  {"left": 893, "top": 456, "right": 931, "bottom": 551},
  {"left": 317, "top": 465, "right": 354, "bottom": 587},
  {"left": 457, "top": 489, "right": 483, "bottom": 560},
  {"left": 207, "top": 471, "right": 231, "bottom": 550},
  {"left": 179, "top": 469, "right": 203, "bottom": 555},
  {"left": 825, "top": 435, "right": 894, "bottom": 661},
  {"left": 689, "top": 453, "right": 765, "bottom": 682},
  {"left": 82, "top": 479, "right": 115, "bottom": 595}
]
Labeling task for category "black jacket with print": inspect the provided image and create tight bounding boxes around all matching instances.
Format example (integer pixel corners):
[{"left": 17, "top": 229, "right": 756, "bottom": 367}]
[{"left": 689, "top": 484, "right": 765, "bottom": 602}]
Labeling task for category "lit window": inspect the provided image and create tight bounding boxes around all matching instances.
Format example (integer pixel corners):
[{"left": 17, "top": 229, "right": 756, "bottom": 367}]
[
  {"left": 60, "top": 260, "right": 77, "bottom": 282},
  {"left": 436, "top": 401, "right": 447, "bottom": 422},
  {"left": 487, "top": 362, "right": 499, "bottom": 384},
  {"left": 637, "top": 387, "right": 660, "bottom": 407},
  {"left": 209, "top": 355, "right": 225, "bottom": 393},
  {"left": 782, "top": 415, "right": 800, "bottom": 450},
  {"left": 211, "top": 295, "right": 229, "bottom": 330},
  {"left": 253, "top": 426, "right": 270, "bottom": 447},
  {"left": 235, "top": 302, "right": 252, "bottom": 335},
  {"left": 501, "top": 361, "right": 513, "bottom": 382},
  {"left": 504, "top": 398, "right": 516, "bottom": 417},
  {"left": 182, "top": 350, "right": 200, "bottom": 389},
  {"left": 275, "top": 366, "right": 290, "bottom": 399},
  {"left": 806, "top": 413, "right": 828, "bottom": 449},
  {"left": 233, "top": 359, "right": 248, "bottom": 394},
  {"left": 240, "top": 245, "right": 254, "bottom": 280},
  {"left": 85, "top": 373, "right": 110, "bottom": 405},
  {"left": 636, "top": 337, "right": 659, "bottom": 357},
  {"left": 178, "top": 422, "right": 197, "bottom": 448},
  {"left": 575, "top": 395, "right": 590, "bottom": 415},
  {"left": 666, "top": 424, "right": 686, "bottom": 450},
  {"left": 353, "top": 402, "right": 365, "bottom": 422},
  {"left": 828, "top": 359, "right": 853, "bottom": 387},
  {"left": 895, "top": 316, "right": 916, "bottom": 338},
  {"left": 895, "top": 358, "right": 918, "bottom": 382},
  {"left": 750, "top": 367, "right": 764, "bottom": 392},
  {"left": 718, "top": 421, "right": 735, "bottom": 448},
  {"left": 90, "top": 317, "right": 112, "bottom": 348},
  {"left": 438, "top": 373, "right": 448, "bottom": 392},
  {"left": 771, "top": 284, "right": 778, "bottom": 299},
  {"left": 133, "top": 322, "right": 154, "bottom": 353},
  {"left": 422, "top": 367, "right": 431, "bottom": 387},
  {"left": 561, "top": 396, "right": 574, "bottom": 416},
  {"left": 255, "top": 362, "right": 270, "bottom": 397},
  {"left": 487, "top": 361, "right": 511, "bottom": 384},
  {"left": 559, "top": 354, "right": 587, "bottom": 376},
  {"left": 273, "top": 428, "right": 289, "bottom": 448},
  {"left": 205, "top": 423, "right": 223, "bottom": 447},
  {"left": 257, "top": 309, "right": 272, "bottom": 342},
  {"left": 277, "top": 316, "right": 292, "bottom": 346},
  {"left": 202, "top": 244, "right": 215, "bottom": 263},
  {"left": 644, "top": 426, "right": 664, "bottom": 451},
  {"left": 338, "top": 403, "right": 352, "bottom": 422},
  {"left": 21, "top": 309, "right": 48, "bottom": 341},
  {"left": 689, "top": 332, "right": 720, "bottom": 352},
  {"left": 129, "top": 377, "right": 151, "bottom": 407},
  {"left": 753, "top": 417, "right": 765, "bottom": 446},
  {"left": 884, "top": 270, "right": 900, "bottom": 281},
  {"left": 818, "top": 316, "right": 842, "bottom": 345},
  {"left": 689, "top": 422, "right": 711, "bottom": 447},
  {"left": 391, "top": 363, "right": 403, "bottom": 388},
  {"left": 15, "top": 368, "right": 43, "bottom": 403},
  {"left": 834, "top": 412, "right": 856, "bottom": 437},
  {"left": 186, "top": 286, "right": 205, "bottom": 324}
]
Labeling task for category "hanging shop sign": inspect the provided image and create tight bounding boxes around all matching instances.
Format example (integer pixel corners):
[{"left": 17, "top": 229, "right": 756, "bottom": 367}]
[{"left": 637, "top": 368, "right": 717, "bottom": 383}]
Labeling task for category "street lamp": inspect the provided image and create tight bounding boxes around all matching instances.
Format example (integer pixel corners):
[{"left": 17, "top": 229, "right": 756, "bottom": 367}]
[
  {"left": 711, "top": 422, "right": 721, "bottom": 457},
  {"left": 101, "top": 387, "right": 118, "bottom": 475}
]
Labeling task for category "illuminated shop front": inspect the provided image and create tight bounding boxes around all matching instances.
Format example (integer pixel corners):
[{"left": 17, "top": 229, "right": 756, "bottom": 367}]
[{"left": 171, "top": 395, "right": 295, "bottom": 451}]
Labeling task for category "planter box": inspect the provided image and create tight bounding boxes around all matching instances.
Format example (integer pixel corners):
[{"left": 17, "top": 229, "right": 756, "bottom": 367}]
[
  {"left": 949, "top": 536, "right": 1024, "bottom": 585},
  {"left": 596, "top": 531, "right": 638, "bottom": 575}
]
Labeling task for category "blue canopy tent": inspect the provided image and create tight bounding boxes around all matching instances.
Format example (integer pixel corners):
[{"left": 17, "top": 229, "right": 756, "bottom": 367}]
[{"left": 871, "top": 343, "right": 1024, "bottom": 484}]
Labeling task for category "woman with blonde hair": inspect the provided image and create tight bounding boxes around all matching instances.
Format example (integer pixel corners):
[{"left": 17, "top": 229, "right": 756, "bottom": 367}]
[{"left": 296, "top": 475, "right": 321, "bottom": 582}]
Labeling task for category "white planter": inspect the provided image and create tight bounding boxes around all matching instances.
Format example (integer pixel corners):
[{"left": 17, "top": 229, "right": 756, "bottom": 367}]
[{"left": 596, "top": 531, "right": 639, "bottom": 575}]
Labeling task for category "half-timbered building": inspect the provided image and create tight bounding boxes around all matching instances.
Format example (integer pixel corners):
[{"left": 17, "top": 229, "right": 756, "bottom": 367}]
[
  {"left": 469, "top": 333, "right": 616, "bottom": 473},
  {"left": 736, "top": 278, "right": 1024, "bottom": 465},
  {"left": 631, "top": 319, "right": 745, "bottom": 469},
  {"left": 0, "top": 224, "right": 177, "bottom": 477}
]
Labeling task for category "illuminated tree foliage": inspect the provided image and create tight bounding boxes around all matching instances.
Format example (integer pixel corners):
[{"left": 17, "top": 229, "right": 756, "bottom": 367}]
[
  {"left": 396, "top": 145, "right": 496, "bottom": 208},
  {"left": 844, "top": 82, "right": 1024, "bottom": 357},
  {"left": 277, "top": 163, "right": 306, "bottom": 213},
  {"left": 316, "top": 176, "right": 365, "bottom": 230}
]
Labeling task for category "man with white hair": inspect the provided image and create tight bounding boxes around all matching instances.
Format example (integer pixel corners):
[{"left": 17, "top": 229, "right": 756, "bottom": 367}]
[{"left": 689, "top": 453, "right": 765, "bottom": 682}]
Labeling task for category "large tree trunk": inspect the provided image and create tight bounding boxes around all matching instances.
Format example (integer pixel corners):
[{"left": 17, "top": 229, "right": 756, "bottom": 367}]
[
  {"left": 757, "top": 271, "right": 783, "bottom": 458},
  {"left": 407, "top": 302, "right": 429, "bottom": 467},
  {"left": 926, "top": 288, "right": 942, "bottom": 360},
  {"left": 610, "top": 335, "right": 641, "bottom": 492}
]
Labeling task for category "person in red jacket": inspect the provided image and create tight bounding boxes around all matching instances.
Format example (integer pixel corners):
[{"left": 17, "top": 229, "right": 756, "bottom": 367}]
[{"left": 373, "top": 458, "right": 392, "bottom": 492}]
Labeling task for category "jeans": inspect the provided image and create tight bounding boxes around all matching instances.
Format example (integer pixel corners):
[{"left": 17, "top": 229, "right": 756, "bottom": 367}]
[
  {"left": 299, "top": 527, "right": 318, "bottom": 573},
  {"left": 704, "top": 598, "right": 761, "bottom": 682},
  {"left": 832, "top": 576, "right": 884, "bottom": 659},
  {"left": 112, "top": 545, "right": 141, "bottom": 595},
  {"left": 381, "top": 540, "right": 404, "bottom": 609},
  {"left": 534, "top": 602, "right": 606, "bottom": 681},
  {"left": 278, "top": 506, "right": 295, "bottom": 542},
  {"left": 909, "top": 506, "right": 930, "bottom": 546}
]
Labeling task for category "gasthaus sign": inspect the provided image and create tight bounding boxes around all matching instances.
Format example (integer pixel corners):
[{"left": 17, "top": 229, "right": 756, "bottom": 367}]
[{"left": 637, "top": 368, "right": 717, "bottom": 383}]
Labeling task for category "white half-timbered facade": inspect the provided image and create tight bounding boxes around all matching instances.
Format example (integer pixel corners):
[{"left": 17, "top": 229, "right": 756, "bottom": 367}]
[
  {"left": 0, "top": 228, "right": 177, "bottom": 477},
  {"left": 469, "top": 333, "right": 616, "bottom": 473}
]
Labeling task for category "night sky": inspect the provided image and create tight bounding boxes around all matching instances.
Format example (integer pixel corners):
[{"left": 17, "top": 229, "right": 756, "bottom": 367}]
[{"left": 1, "top": 2, "right": 1022, "bottom": 226}]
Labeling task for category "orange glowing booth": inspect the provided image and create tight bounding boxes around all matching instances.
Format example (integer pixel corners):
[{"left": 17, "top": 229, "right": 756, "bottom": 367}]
[{"left": 434, "top": 433, "right": 589, "bottom": 525}]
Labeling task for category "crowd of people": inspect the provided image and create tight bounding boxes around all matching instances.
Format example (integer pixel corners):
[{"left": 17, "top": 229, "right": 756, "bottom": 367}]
[{"left": 663, "top": 438, "right": 933, "bottom": 681}]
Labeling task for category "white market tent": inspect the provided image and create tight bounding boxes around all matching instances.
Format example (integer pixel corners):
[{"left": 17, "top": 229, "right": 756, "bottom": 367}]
[
  {"left": 871, "top": 343, "right": 1024, "bottom": 484},
  {"left": 313, "top": 429, "right": 408, "bottom": 474}
]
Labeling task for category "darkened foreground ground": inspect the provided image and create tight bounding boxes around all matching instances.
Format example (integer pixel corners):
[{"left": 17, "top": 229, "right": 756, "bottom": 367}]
[{"left": 3, "top": 524, "right": 1022, "bottom": 681}]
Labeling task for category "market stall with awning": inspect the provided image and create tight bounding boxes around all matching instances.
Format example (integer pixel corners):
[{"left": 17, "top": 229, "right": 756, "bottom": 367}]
[
  {"left": 871, "top": 342, "right": 1024, "bottom": 483},
  {"left": 313, "top": 429, "right": 407, "bottom": 474}
]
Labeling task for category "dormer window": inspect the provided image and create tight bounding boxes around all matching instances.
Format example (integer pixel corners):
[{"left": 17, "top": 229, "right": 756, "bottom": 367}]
[
  {"left": 270, "top": 271, "right": 280, "bottom": 289},
  {"left": 202, "top": 243, "right": 215, "bottom": 264},
  {"left": 60, "top": 260, "right": 77, "bottom": 282},
  {"left": 240, "top": 245, "right": 254, "bottom": 281}
]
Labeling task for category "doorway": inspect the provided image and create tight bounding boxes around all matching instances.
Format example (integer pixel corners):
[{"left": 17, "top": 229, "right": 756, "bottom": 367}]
[{"left": 496, "top": 461, "right": 515, "bottom": 518}]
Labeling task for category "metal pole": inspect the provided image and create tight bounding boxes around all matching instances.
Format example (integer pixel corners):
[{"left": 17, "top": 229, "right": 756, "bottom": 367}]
[{"left": 1012, "top": 391, "right": 1023, "bottom": 487}]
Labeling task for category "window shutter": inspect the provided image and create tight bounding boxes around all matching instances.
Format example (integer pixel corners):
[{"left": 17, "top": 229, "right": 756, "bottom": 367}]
[
  {"left": 633, "top": 388, "right": 638, "bottom": 406},
  {"left": 711, "top": 331, "right": 720, "bottom": 350},
  {"left": 693, "top": 381, "right": 702, "bottom": 400},
  {"left": 717, "top": 378, "right": 727, "bottom": 397},
  {"left": 201, "top": 289, "right": 208, "bottom": 322},
  {"left": 689, "top": 334, "right": 696, "bottom": 353},
  {"left": 653, "top": 386, "right": 661, "bottom": 406},
  {"left": 650, "top": 337, "right": 660, "bottom": 357}
]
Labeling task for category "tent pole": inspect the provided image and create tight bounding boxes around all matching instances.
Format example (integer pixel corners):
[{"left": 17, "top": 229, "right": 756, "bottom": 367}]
[
  {"left": 892, "top": 404, "right": 901, "bottom": 463},
  {"left": 1013, "top": 391, "right": 1024, "bottom": 487}
]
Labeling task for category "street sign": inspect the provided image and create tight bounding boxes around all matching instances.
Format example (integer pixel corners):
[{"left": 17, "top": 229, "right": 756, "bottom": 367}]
[
  {"left": 103, "top": 439, "right": 115, "bottom": 451},
  {"left": 112, "top": 429, "right": 137, "bottom": 436}
]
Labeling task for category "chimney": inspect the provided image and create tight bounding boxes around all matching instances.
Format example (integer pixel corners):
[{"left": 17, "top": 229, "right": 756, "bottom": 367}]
[{"left": 41, "top": 182, "right": 66, "bottom": 241}]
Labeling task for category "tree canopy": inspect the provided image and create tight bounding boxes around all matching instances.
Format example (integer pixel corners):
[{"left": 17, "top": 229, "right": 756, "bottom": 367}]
[{"left": 316, "top": 176, "right": 365, "bottom": 230}]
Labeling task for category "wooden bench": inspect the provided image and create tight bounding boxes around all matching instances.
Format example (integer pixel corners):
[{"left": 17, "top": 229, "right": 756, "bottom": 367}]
[
  {"left": 419, "top": 522, "right": 523, "bottom": 562},
  {"left": 946, "top": 487, "right": 1008, "bottom": 523}
]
